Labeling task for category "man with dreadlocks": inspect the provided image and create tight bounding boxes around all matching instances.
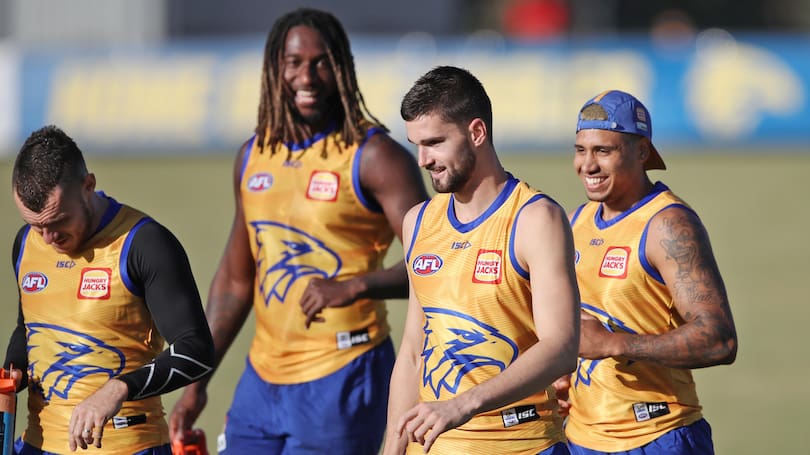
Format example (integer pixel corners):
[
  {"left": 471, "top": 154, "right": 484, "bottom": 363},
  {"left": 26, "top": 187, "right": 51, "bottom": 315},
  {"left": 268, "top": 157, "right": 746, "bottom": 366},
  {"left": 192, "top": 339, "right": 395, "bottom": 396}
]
[{"left": 169, "top": 7, "right": 428, "bottom": 455}]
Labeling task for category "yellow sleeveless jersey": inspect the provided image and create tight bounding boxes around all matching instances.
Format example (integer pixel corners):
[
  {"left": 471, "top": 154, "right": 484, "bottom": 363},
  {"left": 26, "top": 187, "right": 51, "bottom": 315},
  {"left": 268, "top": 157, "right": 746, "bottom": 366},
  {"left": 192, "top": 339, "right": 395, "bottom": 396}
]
[
  {"left": 405, "top": 177, "right": 565, "bottom": 455},
  {"left": 241, "top": 127, "right": 393, "bottom": 384},
  {"left": 567, "top": 182, "right": 703, "bottom": 451},
  {"left": 16, "top": 197, "right": 168, "bottom": 454}
]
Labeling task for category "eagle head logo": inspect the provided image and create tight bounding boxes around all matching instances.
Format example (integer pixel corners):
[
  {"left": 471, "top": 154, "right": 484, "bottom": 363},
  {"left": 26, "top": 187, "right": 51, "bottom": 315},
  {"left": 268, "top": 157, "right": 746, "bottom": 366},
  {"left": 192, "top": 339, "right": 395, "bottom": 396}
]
[
  {"left": 26, "top": 323, "right": 125, "bottom": 401},
  {"left": 251, "top": 221, "right": 342, "bottom": 305},
  {"left": 421, "top": 307, "right": 519, "bottom": 399}
]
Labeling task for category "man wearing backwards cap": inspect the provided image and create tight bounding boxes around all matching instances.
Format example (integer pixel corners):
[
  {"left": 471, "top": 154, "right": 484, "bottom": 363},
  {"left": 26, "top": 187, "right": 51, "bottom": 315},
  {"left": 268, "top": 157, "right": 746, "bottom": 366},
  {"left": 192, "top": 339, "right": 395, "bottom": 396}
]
[{"left": 555, "top": 90, "right": 738, "bottom": 454}]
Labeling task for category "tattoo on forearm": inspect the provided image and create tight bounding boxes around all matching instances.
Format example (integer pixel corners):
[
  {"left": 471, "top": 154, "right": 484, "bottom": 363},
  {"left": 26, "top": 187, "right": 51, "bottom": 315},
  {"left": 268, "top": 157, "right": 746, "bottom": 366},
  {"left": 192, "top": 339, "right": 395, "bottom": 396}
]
[
  {"left": 623, "top": 310, "right": 734, "bottom": 368},
  {"left": 620, "top": 211, "right": 737, "bottom": 368}
]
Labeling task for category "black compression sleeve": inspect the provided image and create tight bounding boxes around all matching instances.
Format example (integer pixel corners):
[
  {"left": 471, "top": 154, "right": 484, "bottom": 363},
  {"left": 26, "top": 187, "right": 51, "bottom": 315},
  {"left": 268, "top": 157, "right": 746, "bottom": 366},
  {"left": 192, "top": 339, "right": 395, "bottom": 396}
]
[
  {"left": 115, "top": 220, "right": 214, "bottom": 400},
  {"left": 3, "top": 226, "right": 29, "bottom": 391}
]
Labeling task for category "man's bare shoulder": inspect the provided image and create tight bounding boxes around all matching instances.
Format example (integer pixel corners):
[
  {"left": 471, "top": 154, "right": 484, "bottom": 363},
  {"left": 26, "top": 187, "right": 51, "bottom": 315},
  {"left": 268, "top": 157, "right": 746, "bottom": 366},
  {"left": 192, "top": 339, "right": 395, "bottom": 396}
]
[{"left": 361, "top": 131, "right": 413, "bottom": 162}]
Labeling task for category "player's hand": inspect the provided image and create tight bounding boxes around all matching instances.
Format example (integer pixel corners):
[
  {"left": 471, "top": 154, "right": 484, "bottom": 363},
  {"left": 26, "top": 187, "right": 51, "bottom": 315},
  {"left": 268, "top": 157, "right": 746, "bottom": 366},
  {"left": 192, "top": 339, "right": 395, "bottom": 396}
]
[
  {"left": 578, "top": 310, "right": 617, "bottom": 360},
  {"left": 396, "top": 399, "right": 473, "bottom": 453},
  {"left": 300, "top": 278, "right": 360, "bottom": 328},
  {"left": 169, "top": 384, "right": 208, "bottom": 442},
  {"left": 6, "top": 368, "right": 24, "bottom": 389},
  {"left": 552, "top": 374, "right": 572, "bottom": 417},
  {"left": 68, "top": 378, "right": 128, "bottom": 451}
]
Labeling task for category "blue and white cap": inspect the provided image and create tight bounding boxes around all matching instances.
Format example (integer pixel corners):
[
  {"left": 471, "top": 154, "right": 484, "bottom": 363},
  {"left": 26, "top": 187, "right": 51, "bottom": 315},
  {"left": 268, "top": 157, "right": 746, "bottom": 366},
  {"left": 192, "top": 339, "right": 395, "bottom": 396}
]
[{"left": 576, "top": 90, "right": 666, "bottom": 170}]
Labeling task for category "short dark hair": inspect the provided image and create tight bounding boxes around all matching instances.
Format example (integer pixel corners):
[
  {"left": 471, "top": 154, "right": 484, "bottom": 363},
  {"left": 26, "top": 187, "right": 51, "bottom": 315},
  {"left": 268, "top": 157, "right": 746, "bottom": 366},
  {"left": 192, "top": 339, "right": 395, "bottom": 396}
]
[
  {"left": 400, "top": 66, "right": 494, "bottom": 143},
  {"left": 13, "top": 125, "right": 88, "bottom": 212}
]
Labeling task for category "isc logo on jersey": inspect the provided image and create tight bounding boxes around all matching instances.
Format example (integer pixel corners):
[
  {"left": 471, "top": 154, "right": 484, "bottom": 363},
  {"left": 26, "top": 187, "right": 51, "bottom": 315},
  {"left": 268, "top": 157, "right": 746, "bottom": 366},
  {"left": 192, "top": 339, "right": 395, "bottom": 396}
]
[
  {"left": 21, "top": 272, "right": 48, "bottom": 293},
  {"left": 77, "top": 268, "right": 112, "bottom": 299},
  {"left": 306, "top": 170, "right": 339, "bottom": 201},
  {"left": 599, "top": 246, "right": 631, "bottom": 279},
  {"left": 473, "top": 249, "right": 502, "bottom": 284},
  {"left": 412, "top": 254, "right": 443, "bottom": 276},
  {"left": 247, "top": 172, "right": 273, "bottom": 192}
]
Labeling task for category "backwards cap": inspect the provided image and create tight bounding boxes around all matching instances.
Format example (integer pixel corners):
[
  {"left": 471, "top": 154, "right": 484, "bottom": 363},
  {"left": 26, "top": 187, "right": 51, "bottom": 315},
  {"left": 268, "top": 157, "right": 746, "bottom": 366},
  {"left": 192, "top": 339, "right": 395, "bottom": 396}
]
[{"left": 576, "top": 90, "right": 665, "bottom": 170}]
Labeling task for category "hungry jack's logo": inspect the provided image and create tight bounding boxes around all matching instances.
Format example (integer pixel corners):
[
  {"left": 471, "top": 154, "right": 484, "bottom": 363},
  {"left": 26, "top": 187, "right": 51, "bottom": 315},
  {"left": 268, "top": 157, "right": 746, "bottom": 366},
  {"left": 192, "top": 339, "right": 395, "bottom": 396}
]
[
  {"left": 306, "top": 171, "right": 339, "bottom": 201},
  {"left": 77, "top": 268, "right": 112, "bottom": 300},
  {"left": 472, "top": 249, "right": 502, "bottom": 284},
  {"left": 599, "top": 247, "right": 630, "bottom": 279}
]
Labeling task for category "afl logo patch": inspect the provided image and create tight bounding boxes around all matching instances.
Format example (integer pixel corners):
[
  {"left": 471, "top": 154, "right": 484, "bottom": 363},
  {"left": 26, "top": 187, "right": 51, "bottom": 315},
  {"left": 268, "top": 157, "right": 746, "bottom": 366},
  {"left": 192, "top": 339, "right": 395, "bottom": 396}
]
[
  {"left": 599, "top": 246, "right": 631, "bottom": 279},
  {"left": 306, "top": 170, "right": 340, "bottom": 201},
  {"left": 412, "top": 254, "right": 443, "bottom": 276},
  {"left": 246, "top": 172, "right": 274, "bottom": 192},
  {"left": 21, "top": 272, "right": 48, "bottom": 293},
  {"left": 77, "top": 268, "right": 112, "bottom": 300}
]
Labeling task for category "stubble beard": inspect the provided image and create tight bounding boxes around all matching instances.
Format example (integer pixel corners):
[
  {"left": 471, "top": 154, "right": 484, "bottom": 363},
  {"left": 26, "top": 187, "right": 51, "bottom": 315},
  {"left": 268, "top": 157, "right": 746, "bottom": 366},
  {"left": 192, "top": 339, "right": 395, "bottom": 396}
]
[{"left": 432, "top": 147, "right": 476, "bottom": 194}]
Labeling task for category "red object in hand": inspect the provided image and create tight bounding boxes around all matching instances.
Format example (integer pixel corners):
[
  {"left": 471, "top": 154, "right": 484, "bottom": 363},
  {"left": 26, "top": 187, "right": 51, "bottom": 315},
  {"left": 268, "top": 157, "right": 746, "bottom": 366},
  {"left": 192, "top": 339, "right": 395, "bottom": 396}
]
[{"left": 171, "top": 429, "right": 208, "bottom": 455}]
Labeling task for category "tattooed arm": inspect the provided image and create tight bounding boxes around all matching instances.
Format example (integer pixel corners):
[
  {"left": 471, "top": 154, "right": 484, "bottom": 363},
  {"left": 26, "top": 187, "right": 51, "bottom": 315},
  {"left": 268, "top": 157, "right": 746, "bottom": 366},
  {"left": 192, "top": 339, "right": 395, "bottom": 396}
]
[{"left": 580, "top": 206, "right": 737, "bottom": 369}]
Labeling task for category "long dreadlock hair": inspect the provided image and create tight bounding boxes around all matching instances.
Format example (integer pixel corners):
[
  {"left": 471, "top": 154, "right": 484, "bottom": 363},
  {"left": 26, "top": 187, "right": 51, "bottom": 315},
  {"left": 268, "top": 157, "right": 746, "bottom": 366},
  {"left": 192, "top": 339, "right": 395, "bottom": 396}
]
[{"left": 255, "top": 8, "right": 387, "bottom": 157}]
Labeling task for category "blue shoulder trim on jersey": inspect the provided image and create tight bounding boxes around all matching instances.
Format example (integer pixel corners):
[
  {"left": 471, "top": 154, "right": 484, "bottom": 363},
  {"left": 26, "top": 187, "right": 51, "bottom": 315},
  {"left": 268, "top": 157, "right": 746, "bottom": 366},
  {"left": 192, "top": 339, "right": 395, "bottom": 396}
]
[
  {"left": 352, "top": 128, "right": 384, "bottom": 213},
  {"left": 509, "top": 194, "right": 550, "bottom": 280},
  {"left": 15, "top": 225, "right": 31, "bottom": 280},
  {"left": 640, "top": 202, "right": 697, "bottom": 285},
  {"left": 93, "top": 192, "right": 123, "bottom": 237},
  {"left": 284, "top": 122, "right": 337, "bottom": 151},
  {"left": 121, "top": 217, "right": 154, "bottom": 297},
  {"left": 406, "top": 200, "right": 431, "bottom": 263},
  {"left": 594, "top": 181, "right": 670, "bottom": 230},
  {"left": 448, "top": 176, "right": 519, "bottom": 234},
  {"left": 570, "top": 203, "right": 587, "bottom": 226},
  {"left": 239, "top": 135, "right": 257, "bottom": 186}
]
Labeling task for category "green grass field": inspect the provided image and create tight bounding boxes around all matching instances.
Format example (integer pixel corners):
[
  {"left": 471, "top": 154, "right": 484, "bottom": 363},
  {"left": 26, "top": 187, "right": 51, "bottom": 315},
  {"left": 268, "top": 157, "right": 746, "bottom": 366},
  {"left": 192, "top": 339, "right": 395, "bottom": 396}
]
[{"left": 1, "top": 152, "right": 808, "bottom": 454}]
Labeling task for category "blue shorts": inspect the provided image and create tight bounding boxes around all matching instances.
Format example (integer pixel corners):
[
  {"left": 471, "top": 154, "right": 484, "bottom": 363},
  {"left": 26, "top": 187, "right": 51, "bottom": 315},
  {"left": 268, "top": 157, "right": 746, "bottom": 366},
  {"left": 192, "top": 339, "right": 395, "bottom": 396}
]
[
  {"left": 541, "top": 442, "right": 571, "bottom": 455},
  {"left": 220, "top": 337, "right": 395, "bottom": 455},
  {"left": 568, "top": 418, "right": 714, "bottom": 455},
  {"left": 13, "top": 438, "right": 171, "bottom": 454}
]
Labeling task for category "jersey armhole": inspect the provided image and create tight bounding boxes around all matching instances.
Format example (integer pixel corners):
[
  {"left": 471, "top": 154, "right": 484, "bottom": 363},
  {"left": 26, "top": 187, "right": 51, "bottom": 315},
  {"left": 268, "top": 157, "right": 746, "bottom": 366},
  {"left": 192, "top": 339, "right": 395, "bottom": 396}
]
[
  {"left": 351, "top": 128, "right": 384, "bottom": 213},
  {"left": 639, "top": 203, "right": 695, "bottom": 284},
  {"left": 120, "top": 217, "right": 155, "bottom": 297},
  {"left": 570, "top": 203, "right": 587, "bottom": 226},
  {"left": 509, "top": 194, "right": 550, "bottom": 280},
  {"left": 238, "top": 135, "right": 257, "bottom": 188},
  {"left": 13, "top": 225, "right": 31, "bottom": 280},
  {"left": 405, "top": 200, "right": 431, "bottom": 264}
]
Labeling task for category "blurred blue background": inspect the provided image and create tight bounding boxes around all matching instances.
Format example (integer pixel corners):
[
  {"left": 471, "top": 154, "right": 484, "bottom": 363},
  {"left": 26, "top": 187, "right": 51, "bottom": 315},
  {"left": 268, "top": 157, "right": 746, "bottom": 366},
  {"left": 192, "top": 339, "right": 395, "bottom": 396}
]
[{"left": 1, "top": 0, "right": 809, "bottom": 155}]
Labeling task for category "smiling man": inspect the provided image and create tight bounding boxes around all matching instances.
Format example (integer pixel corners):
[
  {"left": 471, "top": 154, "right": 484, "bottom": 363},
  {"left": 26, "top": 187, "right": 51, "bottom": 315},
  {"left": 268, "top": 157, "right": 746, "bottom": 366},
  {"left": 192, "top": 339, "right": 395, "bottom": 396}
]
[
  {"left": 384, "top": 66, "right": 580, "bottom": 455},
  {"left": 557, "top": 90, "right": 738, "bottom": 455},
  {"left": 168, "top": 8, "right": 428, "bottom": 455}
]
